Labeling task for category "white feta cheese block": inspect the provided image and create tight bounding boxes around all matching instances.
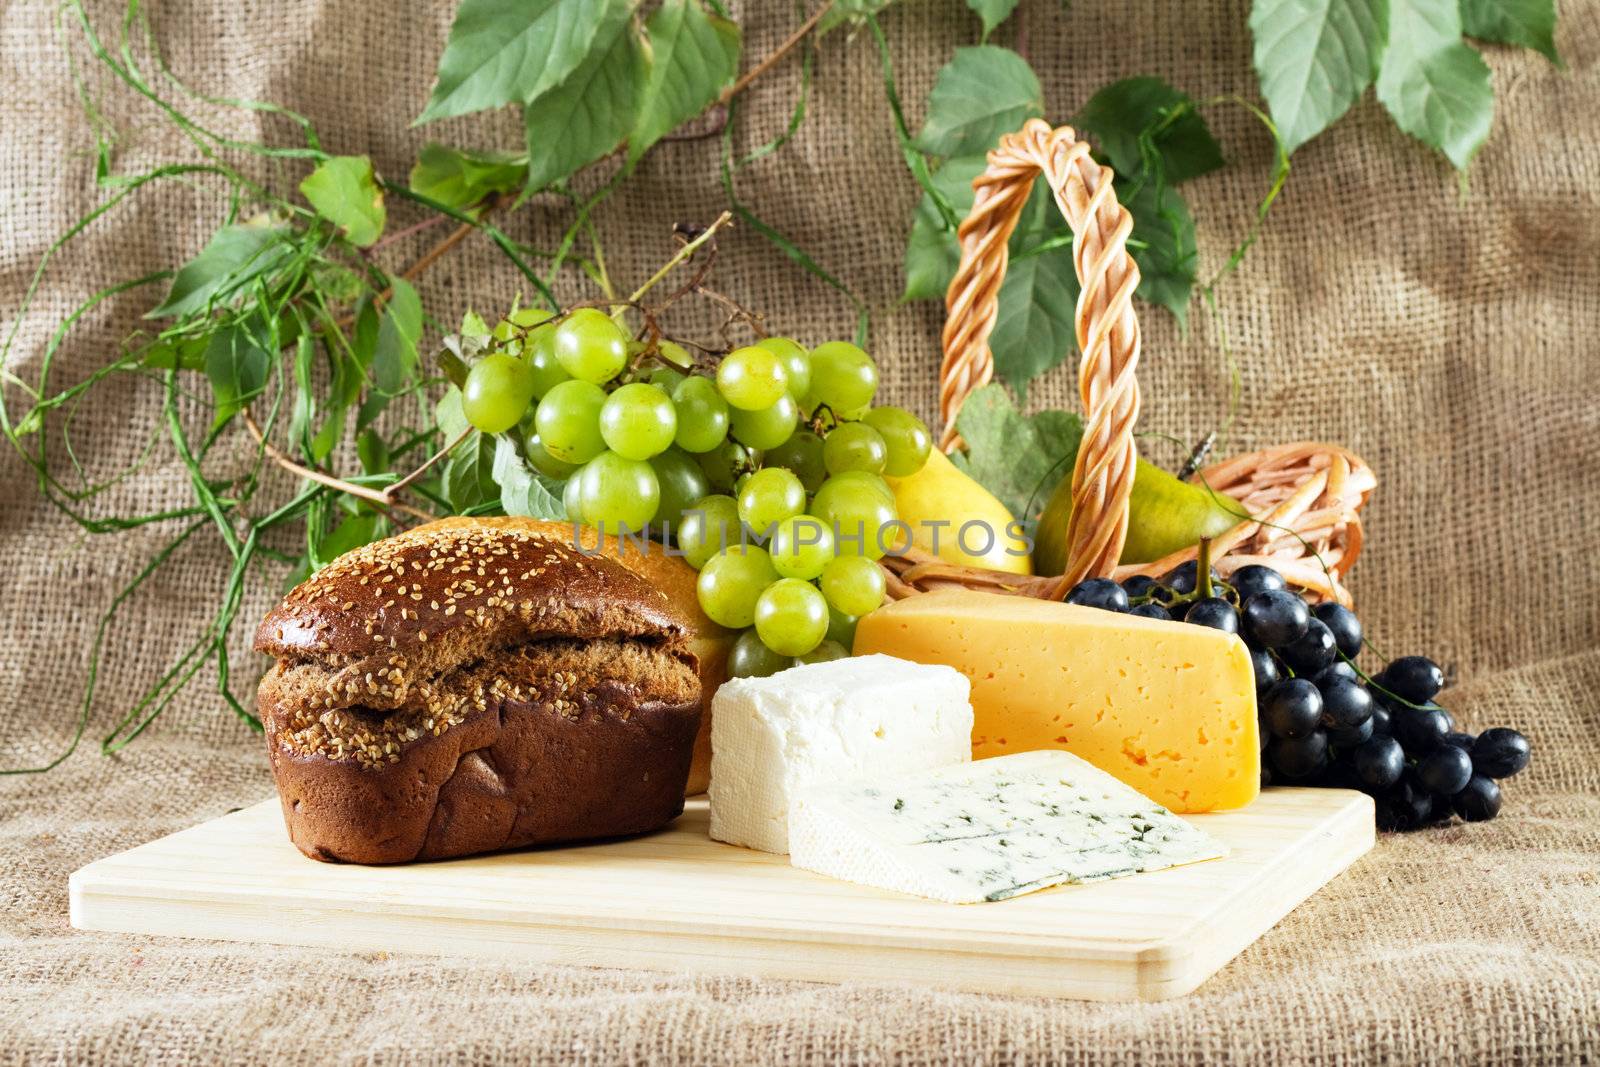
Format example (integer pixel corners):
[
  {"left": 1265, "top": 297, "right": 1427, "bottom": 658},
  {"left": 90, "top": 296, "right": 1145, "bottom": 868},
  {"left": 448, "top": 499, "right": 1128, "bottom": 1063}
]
[
  {"left": 708, "top": 654, "right": 973, "bottom": 854},
  {"left": 788, "top": 750, "right": 1228, "bottom": 903}
]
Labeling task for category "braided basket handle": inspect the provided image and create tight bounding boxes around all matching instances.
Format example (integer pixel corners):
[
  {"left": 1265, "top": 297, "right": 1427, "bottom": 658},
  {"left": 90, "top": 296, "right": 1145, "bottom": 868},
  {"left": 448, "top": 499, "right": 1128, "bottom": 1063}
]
[{"left": 939, "top": 119, "right": 1142, "bottom": 588}]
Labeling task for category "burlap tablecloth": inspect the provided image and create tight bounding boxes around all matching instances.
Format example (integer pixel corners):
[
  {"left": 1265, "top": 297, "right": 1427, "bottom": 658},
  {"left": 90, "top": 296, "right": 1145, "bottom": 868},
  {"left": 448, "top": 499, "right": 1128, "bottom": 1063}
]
[{"left": 3, "top": 1, "right": 1598, "bottom": 1062}]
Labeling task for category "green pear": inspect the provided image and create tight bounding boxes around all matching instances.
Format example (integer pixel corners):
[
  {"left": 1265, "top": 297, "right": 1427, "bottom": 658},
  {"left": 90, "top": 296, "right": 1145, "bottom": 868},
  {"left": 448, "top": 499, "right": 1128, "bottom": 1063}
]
[{"left": 1035, "top": 458, "right": 1247, "bottom": 576}]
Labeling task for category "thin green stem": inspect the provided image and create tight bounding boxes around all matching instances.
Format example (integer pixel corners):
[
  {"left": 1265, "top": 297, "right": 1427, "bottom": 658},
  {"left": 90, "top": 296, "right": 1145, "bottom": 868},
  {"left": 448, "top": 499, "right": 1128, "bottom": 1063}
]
[
  {"left": 721, "top": 98, "right": 868, "bottom": 344},
  {"left": 867, "top": 15, "right": 958, "bottom": 231},
  {"left": 544, "top": 172, "right": 627, "bottom": 292},
  {"left": 0, "top": 166, "right": 232, "bottom": 435},
  {"left": 0, "top": 519, "right": 207, "bottom": 774},
  {"left": 733, "top": 9, "right": 815, "bottom": 172},
  {"left": 164, "top": 368, "right": 241, "bottom": 557},
  {"left": 626, "top": 212, "right": 735, "bottom": 305},
  {"left": 383, "top": 182, "right": 554, "bottom": 305},
  {"left": 99, "top": 629, "right": 213, "bottom": 753}
]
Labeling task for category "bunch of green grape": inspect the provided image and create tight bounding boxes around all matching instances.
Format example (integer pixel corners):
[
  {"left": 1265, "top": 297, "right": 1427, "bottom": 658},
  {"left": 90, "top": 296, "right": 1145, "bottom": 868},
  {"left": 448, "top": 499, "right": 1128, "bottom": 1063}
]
[{"left": 459, "top": 306, "right": 933, "bottom": 671}]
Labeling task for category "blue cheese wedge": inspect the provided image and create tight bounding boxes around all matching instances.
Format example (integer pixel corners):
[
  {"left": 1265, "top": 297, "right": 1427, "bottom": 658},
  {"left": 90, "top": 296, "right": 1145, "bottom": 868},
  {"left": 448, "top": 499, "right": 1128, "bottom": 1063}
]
[{"left": 788, "top": 750, "right": 1228, "bottom": 903}]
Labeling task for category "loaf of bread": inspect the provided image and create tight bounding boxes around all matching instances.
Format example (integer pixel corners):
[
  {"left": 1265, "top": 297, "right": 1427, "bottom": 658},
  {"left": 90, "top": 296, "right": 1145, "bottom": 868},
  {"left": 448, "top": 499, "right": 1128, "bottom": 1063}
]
[
  {"left": 421, "top": 517, "right": 734, "bottom": 794},
  {"left": 254, "top": 518, "right": 702, "bottom": 864}
]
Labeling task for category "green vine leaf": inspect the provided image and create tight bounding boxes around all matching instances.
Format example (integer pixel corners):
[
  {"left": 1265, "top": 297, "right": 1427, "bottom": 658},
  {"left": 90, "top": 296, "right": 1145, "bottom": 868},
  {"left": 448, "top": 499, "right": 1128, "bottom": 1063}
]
[
  {"left": 991, "top": 246, "right": 1079, "bottom": 400},
  {"left": 145, "top": 223, "right": 289, "bottom": 319},
  {"left": 309, "top": 397, "right": 346, "bottom": 463},
  {"left": 902, "top": 161, "right": 1112, "bottom": 394},
  {"left": 966, "top": 178, "right": 1081, "bottom": 395},
  {"left": 356, "top": 428, "right": 389, "bottom": 476},
  {"left": 902, "top": 155, "right": 987, "bottom": 301},
  {"left": 630, "top": 0, "right": 741, "bottom": 166},
  {"left": 903, "top": 71, "right": 1208, "bottom": 391},
  {"left": 491, "top": 434, "right": 567, "bottom": 519},
  {"left": 372, "top": 278, "right": 423, "bottom": 394},
  {"left": 417, "top": 0, "right": 628, "bottom": 124},
  {"left": 820, "top": 0, "right": 895, "bottom": 34},
  {"left": 354, "top": 390, "right": 388, "bottom": 435},
  {"left": 203, "top": 317, "right": 271, "bottom": 430},
  {"left": 902, "top": 152, "right": 1070, "bottom": 304},
  {"left": 1250, "top": 0, "right": 1387, "bottom": 153},
  {"left": 1377, "top": 0, "right": 1493, "bottom": 170},
  {"left": 311, "top": 298, "right": 379, "bottom": 460},
  {"left": 1122, "top": 177, "right": 1198, "bottom": 325},
  {"left": 287, "top": 334, "right": 316, "bottom": 456},
  {"left": 140, "top": 335, "right": 207, "bottom": 371},
  {"left": 299, "top": 155, "right": 385, "bottom": 247},
  {"left": 1073, "top": 77, "right": 1225, "bottom": 184},
  {"left": 312, "top": 262, "right": 366, "bottom": 304},
  {"left": 436, "top": 385, "right": 471, "bottom": 440},
  {"left": 1461, "top": 0, "right": 1559, "bottom": 64},
  {"left": 1072, "top": 77, "right": 1210, "bottom": 321},
  {"left": 409, "top": 144, "right": 528, "bottom": 213},
  {"left": 311, "top": 513, "right": 382, "bottom": 571},
  {"left": 948, "top": 383, "right": 1083, "bottom": 527},
  {"left": 442, "top": 431, "right": 498, "bottom": 512},
  {"left": 524, "top": 10, "right": 646, "bottom": 192},
  {"left": 966, "top": 0, "right": 1020, "bottom": 39},
  {"left": 912, "top": 45, "right": 1044, "bottom": 159}
]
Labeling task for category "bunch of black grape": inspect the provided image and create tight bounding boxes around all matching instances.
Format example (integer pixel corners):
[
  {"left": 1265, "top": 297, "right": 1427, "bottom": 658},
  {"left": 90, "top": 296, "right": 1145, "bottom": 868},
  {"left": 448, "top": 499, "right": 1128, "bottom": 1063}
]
[{"left": 1065, "top": 561, "right": 1531, "bottom": 832}]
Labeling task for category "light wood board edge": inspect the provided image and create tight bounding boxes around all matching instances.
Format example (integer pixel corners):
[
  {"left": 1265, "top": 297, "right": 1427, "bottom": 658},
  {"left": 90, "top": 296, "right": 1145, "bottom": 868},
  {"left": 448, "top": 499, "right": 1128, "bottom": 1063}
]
[{"left": 68, "top": 792, "right": 1375, "bottom": 1002}]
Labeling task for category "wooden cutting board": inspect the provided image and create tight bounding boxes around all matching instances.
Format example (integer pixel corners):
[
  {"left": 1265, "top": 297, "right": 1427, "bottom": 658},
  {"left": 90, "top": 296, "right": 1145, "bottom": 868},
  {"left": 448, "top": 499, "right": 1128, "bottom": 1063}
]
[{"left": 70, "top": 788, "right": 1372, "bottom": 1001}]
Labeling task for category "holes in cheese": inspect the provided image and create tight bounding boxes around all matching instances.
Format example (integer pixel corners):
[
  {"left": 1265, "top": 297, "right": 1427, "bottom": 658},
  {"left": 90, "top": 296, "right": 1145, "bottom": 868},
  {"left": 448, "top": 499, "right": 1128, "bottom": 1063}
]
[{"left": 851, "top": 590, "right": 1260, "bottom": 813}]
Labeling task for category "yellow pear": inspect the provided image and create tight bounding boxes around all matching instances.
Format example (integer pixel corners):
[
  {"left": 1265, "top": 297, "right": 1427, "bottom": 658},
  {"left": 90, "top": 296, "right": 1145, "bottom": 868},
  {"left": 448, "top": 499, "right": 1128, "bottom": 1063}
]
[{"left": 884, "top": 448, "right": 1033, "bottom": 575}]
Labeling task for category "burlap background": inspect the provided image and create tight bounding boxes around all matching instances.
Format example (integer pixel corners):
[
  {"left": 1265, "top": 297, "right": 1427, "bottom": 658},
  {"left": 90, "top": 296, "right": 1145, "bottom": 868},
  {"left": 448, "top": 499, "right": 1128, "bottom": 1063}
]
[{"left": 3, "top": 1, "right": 1598, "bottom": 1062}]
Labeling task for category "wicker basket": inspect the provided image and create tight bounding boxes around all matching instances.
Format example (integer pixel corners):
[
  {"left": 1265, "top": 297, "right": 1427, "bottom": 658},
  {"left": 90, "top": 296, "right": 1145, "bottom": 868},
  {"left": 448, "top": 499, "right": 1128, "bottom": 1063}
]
[{"left": 883, "top": 119, "right": 1376, "bottom": 606}]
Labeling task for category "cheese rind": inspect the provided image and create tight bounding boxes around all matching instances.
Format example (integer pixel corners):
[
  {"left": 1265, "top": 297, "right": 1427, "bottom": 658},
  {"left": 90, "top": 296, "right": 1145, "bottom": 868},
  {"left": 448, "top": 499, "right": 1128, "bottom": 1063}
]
[
  {"left": 852, "top": 590, "right": 1259, "bottom": 813},
  {"left": 789, "top": 750, "right": 1228, "bottom": 903},
  {"left": 708, "top": 654, "right": 973, "bottom": 854}
]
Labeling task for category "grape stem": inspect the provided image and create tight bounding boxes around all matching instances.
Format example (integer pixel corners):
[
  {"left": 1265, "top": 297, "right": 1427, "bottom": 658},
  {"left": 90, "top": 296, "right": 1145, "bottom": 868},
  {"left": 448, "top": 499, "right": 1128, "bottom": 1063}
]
[
  {"left": 656, "top": 230, "right": 723, "bottom": 310},
  {"left": 560, "top": 213, "right": 753, "bottom": 367},
  {"left": 697, "top": 284, "right": 768, "bottom": 343},
  {"left": 624, "top": 211, "right": 735, "bottom": 306},
  {"left": 807, "top": 401, "right": 844, "bottom": 436},
  {"left": 716, "top": 3, "right": 833, "bottom": 109},
  {"left": 1339, "top": 647, "right": 1433, "bottom": 712},
  {"left": 364, "top": 212, "right": 452, "bottom": 254},
  {"left": 337, "top": 194, "right": 509, "bottom": 331},
  {"left": 655, "top": 332, "right": 737, "bottom": 364},
  {"left": 385, "top": 427, "right": 471, "bottom": 497},
  {"left": 1197, "top": 536, "right": 1215, "bottom": 599},
  {"left": 241, "top": 408, "right": 435, "bottom": 523},
  {"left": 1178, "top": 431, "right": 1217, "bottom": 482}
]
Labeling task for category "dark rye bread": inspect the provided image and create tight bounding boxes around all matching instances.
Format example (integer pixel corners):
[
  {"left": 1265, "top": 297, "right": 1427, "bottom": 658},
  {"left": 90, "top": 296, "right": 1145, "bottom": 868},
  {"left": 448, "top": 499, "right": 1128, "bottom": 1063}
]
[
  {"left": 254, "top": 519, "right": 702, "bottom": 864},
  {"left": 419, "top": 516, "right": 734, "bottom": 794}
]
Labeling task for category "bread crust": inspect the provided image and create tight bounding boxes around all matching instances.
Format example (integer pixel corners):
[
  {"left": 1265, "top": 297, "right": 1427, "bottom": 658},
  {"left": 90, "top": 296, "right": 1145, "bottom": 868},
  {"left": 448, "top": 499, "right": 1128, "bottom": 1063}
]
[
  {"left": 259, "top": 643, "right": 700, "bottom": 863},
  {"left": 256, "top": 519, "right": 685, "bottom": 662},
  {"left": 415, "top": 518, "right": 733, "bottom": 793},
  {"left": 254, "top": 519, "right": 703, "bottom": 864}
]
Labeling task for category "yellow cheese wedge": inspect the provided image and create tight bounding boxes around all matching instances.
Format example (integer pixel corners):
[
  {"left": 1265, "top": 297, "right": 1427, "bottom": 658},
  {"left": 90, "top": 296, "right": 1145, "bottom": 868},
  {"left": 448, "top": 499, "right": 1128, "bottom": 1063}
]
[{"left": 852, "top": 590, "right": 1260, "bottom": 813}]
